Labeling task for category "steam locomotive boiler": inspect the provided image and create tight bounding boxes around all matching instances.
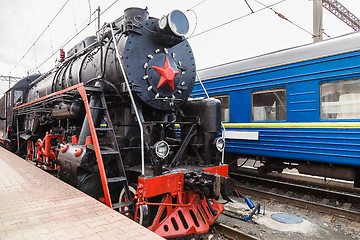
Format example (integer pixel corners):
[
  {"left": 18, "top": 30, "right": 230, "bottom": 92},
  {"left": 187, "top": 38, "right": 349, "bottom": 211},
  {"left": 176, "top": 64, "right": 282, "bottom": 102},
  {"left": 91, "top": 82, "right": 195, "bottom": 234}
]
[{"left": 0, "top": 7, "right": 232, "bottom": 238}]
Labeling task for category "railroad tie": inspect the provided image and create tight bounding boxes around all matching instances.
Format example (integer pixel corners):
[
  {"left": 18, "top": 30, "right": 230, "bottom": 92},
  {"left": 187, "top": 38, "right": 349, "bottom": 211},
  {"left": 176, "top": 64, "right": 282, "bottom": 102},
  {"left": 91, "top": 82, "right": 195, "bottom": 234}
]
[
  {"left": 319, "top": 198, "right": 330, "bottom": 205},
  {"left": 342, "top": 202, "right": 352, "bottom": 210},
  {"left": 301, "top": 195, "right": 310, "bottom": 201},
  {"left": 284, "top": 191, "right": 293, "bottom": 197}
]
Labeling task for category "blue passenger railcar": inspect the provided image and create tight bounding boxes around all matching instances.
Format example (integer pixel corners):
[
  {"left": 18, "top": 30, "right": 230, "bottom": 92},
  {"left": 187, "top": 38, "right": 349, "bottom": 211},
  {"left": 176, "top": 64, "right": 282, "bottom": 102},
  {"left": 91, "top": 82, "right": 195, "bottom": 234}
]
[{"left": 193, "top": 32, "right": 360, "bottom": 187}]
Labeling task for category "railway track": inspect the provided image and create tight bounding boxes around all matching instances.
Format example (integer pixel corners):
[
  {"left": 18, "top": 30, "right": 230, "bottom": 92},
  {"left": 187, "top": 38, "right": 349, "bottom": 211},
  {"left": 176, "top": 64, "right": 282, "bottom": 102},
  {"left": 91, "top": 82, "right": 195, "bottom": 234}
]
[
  {"left": 231, "top": 172, "right": 360, "bottom": 222},
  {"left": 212, "top": 222, "right": 261, "bottom": 240},
  {"left": 234, "top": 166, "right": 360, "bottom": 194}
]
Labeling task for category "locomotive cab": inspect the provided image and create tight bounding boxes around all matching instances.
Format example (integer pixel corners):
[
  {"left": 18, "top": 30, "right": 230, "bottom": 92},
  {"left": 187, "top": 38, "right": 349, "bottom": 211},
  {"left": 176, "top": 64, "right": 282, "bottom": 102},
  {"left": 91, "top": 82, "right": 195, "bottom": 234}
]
[{"left": 0, "top": 74, "right": 40, "bottom": 150}]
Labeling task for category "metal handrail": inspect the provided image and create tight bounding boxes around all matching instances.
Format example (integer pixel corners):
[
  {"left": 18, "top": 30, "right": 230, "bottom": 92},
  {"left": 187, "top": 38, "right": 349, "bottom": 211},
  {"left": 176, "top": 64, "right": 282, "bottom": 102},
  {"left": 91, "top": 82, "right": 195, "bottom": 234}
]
[{"left": 109, "top": 23, "right": 145, "bottom": 175}]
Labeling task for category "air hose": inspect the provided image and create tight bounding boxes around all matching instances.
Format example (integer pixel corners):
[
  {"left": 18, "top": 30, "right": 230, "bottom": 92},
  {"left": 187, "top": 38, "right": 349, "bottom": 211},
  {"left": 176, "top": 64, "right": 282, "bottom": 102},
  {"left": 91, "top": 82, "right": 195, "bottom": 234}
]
[{"left": 223, "top": 189, "right": 263, "bottom": 221}]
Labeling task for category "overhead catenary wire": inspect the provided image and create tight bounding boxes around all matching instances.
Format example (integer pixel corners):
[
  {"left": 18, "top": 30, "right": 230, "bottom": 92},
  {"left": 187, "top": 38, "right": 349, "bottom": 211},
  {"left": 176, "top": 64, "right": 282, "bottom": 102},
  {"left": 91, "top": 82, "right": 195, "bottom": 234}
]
[
  {"left": 9, "top": 0, "right": 71, "bottom": 75},
  {"left": 29, "top": 0, "right": 120, "bottom": 75},
  {"left": 186, "top": 0, "right": 209, "bottom": 12},
  {"left": 253, "top": 0, "right": 331, "bottom": 39},
  {"left": 244, "top": 0, "right": 255, "bottom": 13},
  {"left": 188, "top": 0, "right": 332, "bottom": 41},
  {"left": 20, "top": 0, "right": 70, "bottom": 60},
  {"left": 12, "top": 0, "right": 338, "bottom": 78},
  {"left": 187, "top": 0, "right": 287, "bottom": 39},
  {"left": 28, "top": 16, "right": 93, "bottom": 74},
  {"left": 253, "top": 0, "right": 314, "bottom": 37}
]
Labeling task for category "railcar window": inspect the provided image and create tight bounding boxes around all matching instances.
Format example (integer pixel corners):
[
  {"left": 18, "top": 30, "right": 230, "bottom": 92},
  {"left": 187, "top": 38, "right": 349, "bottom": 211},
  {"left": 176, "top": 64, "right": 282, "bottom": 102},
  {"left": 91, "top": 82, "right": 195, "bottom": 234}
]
[
  {"left": 321, "top": 79, "right": 360, "bottom": 119},
  {"left": 6, "top": 91, "right": 12, "bottom": 107},
  {"left": 212, "top": 95, "right": 230, "bottom": 122},
  {"left": 252, "top": 89, "right": 286, "bottom": 121},
  {"left": 14, "top": 90, "right": 23, "bottom": 105}
]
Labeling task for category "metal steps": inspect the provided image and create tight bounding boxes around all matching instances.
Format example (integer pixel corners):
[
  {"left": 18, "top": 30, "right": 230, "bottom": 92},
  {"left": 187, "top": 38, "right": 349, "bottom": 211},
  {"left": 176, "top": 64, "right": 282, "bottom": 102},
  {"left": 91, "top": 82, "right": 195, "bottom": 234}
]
[
  {"left": 85, "top": 85, "right": 135, "bottom": 215},
  {"left": 107, "top": 176, "right": 127, "bottom": 183}
]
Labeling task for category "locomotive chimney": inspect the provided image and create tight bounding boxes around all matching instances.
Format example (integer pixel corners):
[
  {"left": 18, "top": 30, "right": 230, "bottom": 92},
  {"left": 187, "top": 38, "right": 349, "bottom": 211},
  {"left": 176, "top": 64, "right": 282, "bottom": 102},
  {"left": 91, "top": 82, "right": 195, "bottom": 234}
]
[{"left": 124, "top": 7, "right": 149, "bottom": 23}]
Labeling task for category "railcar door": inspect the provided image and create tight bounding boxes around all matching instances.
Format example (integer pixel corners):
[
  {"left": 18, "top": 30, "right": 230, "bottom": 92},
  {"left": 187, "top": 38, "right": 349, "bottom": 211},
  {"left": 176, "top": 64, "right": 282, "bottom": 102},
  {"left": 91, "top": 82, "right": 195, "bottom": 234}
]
[
  {"left": 0, "top": 96, "right": 6, "bottom": 139},
  {"left": 5, "top": 90, "right": 13, "bottom": 134}
]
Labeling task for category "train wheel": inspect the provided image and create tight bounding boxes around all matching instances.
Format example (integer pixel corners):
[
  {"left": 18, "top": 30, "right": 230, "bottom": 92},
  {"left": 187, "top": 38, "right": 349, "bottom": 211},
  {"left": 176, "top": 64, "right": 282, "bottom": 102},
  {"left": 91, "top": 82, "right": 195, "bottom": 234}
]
[
  {"left": 35, "top": 139, "right": 43, "bottom": 166},
  {"left": 119, "top": 184, "right": 150, "bottom": 227},
  {"left": 26, "top": 141, "right": 34, "bottom": 162}
]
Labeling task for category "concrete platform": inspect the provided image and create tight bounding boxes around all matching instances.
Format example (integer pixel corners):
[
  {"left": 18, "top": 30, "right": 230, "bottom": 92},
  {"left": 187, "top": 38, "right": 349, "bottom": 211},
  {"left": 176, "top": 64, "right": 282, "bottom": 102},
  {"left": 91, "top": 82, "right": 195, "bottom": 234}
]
[{"left": 0, "top": 147, "right": 164, "bottom": 240}]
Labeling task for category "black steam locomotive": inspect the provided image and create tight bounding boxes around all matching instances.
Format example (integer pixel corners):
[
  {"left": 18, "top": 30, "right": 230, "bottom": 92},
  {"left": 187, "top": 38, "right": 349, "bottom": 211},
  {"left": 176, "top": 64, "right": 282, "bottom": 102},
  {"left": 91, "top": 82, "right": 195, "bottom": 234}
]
[{"left": 0, "top": 8, "right": 232, "bottom": 238}]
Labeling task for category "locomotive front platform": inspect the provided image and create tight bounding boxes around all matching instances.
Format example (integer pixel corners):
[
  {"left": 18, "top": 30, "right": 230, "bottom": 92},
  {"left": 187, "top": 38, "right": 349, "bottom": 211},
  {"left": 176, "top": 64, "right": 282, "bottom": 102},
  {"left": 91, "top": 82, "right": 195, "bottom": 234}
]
[{"left": 0, "top": 147, "right": 164, "bottom": 240}]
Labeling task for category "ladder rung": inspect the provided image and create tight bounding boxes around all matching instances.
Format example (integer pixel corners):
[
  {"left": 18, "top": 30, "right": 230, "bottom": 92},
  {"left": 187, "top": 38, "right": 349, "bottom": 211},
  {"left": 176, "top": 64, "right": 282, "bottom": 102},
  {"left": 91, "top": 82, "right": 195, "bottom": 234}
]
[
  {"left": 85, "top": 86, "right": 102, "bottom": 92},
  {"left": 107, "top": 176, "right": 126, "bottom": 183},
  {"left": 90, "top": 106, "right": 107, "bottom": 110},
  {"left": 95, "top": 127, "right": 113, "bottom": 131},
  {"left": 119, "top": 208, "right": 133, "bottom": 214},
  {"left": 101, "top": 150, "right": 119, "bottom": 155},
  {"left": 112, "top": 201, "right": 133, "bottom": 210}
]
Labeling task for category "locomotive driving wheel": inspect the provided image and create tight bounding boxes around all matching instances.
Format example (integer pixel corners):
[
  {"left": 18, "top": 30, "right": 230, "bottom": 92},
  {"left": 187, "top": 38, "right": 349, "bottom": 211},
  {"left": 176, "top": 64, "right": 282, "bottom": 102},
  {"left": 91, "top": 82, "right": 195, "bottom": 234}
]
[{"left": 119, "top": 184, "right": 150, "bottom": 227}]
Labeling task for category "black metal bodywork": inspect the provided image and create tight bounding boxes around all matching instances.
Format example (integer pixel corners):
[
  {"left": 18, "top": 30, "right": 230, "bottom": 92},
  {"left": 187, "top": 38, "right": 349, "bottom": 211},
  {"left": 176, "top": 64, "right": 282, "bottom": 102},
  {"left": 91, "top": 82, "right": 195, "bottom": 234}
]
[
  {"left": 0, "top": 74, "right": 40, "bottom": 147},
  {"left": 1, "top": 8, "right": 227, "bottom": 220}
]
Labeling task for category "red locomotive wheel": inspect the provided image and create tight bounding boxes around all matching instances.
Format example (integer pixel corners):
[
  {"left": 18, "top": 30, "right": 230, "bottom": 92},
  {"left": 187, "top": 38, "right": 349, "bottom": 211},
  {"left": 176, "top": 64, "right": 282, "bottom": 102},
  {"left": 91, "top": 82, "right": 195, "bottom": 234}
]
[
  {"left": 34, "top": 139, "right": 44, "bottom": 166},
  {"left": 26, "top": 141, "right": 34, "bottom": 162},
  {"left": 119, "top": 184, "right": 150, "bottom": 227}
]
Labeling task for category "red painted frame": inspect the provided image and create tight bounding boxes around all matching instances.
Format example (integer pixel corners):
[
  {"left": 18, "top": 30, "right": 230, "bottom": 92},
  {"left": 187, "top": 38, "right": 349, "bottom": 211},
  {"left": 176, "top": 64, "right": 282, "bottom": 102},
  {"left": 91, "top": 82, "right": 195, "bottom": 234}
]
[{"left": 203, "top": 165, "right": 229, "bottom": 178}]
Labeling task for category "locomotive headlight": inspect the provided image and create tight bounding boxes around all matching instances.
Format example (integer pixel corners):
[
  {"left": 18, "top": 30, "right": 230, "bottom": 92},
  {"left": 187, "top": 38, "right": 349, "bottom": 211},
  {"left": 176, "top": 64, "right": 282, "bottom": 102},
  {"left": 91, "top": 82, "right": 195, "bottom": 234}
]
[
  {"left": 215, "top": 137, "right": 225, "bottom": 152},
  {"left": 154, "top": 140, "right": 170, "bottom": 159},
  {"left": 158, "top": 10, "right": 189, "bottom": 37}
]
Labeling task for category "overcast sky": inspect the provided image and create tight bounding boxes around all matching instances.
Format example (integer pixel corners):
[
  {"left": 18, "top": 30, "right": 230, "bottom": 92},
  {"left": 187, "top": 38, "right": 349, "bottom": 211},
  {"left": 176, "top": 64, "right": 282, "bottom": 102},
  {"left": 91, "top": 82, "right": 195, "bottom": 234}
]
[{"left": 0, "top": 0, "right": 360, "bottom": 96}]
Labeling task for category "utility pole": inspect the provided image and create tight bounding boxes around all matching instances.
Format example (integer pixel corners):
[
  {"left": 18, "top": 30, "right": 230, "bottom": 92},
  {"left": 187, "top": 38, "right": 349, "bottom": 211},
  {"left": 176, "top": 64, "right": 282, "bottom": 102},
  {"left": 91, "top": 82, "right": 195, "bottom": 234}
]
[
  {"left": 313, "top": 0, "right": 323, "bottom": 43},
  {"left": 314, "top": 0, "right": 360, "bottom": 43},
  {"left": 0, "top": 75, "right": 21, "bottom": 89}
]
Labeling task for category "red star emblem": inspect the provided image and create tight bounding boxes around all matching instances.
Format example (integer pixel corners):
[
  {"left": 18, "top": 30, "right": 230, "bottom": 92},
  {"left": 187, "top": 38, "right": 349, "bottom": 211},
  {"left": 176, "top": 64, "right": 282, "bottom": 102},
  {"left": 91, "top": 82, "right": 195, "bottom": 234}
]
[{"left": 153, "top": 57, "right": 179, "bottom": 90}]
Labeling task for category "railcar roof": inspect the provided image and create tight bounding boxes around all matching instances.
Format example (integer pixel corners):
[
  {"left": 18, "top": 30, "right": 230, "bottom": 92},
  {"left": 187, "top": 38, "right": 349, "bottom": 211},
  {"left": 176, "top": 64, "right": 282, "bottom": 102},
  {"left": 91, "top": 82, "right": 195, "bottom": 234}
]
[
  {"left": 197, "top": 32, "right": 360, "bottom": 81},
  {"left": 11, "top": 74, "right": 41, "bottom": 90}
]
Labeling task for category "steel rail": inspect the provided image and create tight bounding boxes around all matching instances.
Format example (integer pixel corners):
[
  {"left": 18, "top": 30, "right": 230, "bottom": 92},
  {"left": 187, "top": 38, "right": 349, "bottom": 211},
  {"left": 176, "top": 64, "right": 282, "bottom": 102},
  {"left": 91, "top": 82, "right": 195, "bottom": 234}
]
[
  {"left": 231, "top": 167, "right": 360, "bottom": 194},
  {"left": 212, "top": 222, "right": 261, "bottom": 240},
  {"left": 231, "top": 172, "right": 360, "bottom": 204},
  {"left": 234, "top": 185, "right": 360, "bottom": 221}
]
